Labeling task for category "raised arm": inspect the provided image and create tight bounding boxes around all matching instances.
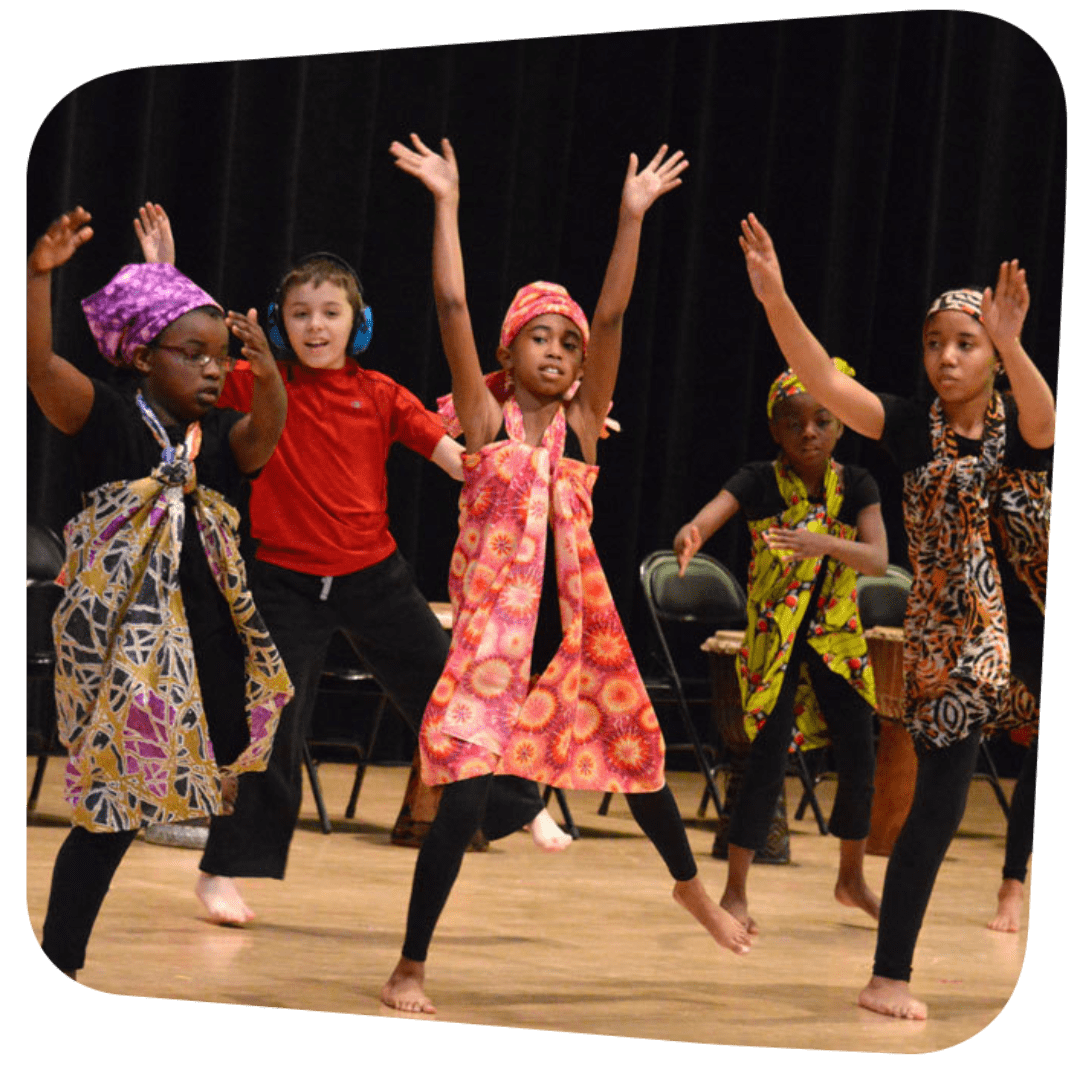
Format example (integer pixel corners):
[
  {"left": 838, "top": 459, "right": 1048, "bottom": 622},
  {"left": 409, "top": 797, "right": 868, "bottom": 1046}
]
[
  {"left": 225, "top": 309, "right": 288, "bottom": 474},
  {"left": 27, "top": 207, "right": 97, "bottom": 435},
  {"left": 674, "top": 489, "right": 740, "bottom": 575},
  {"left": 740, "top": 214, "right": 885, "bottom": 440},
  {"left": 390, "top": 134, "right": 501, "bottom": 450},
  {"left": 981, "top": 259, "right": 1055, "bottom": 449},
  {"left": 576, "top": 146, "right": 688, "bottom": 428}
]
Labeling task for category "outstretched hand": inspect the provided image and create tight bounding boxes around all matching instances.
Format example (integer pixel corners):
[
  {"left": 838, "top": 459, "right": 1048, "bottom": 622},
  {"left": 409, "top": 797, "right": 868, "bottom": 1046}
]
[
  {"left": 226, "top": 309, "right": 274, "bottom": 373},
  {"left": 673, "top": 524, "right": 703, "bottom": 576},
  {"left": 28, "top": 207, "right": 93, "bottom": 275},
  {"left": 390, "top": 133, "right": 459, "bottom": 200},
  {"left": 621, "top": 145, "right": 688, "bottom": 219},
  {"left": 134, "top": 202, "right": 175, "bottom": 265},
  {"left": 982, "top": 259, "right": 1029, "bottom": 349},
  {"left": 739, "top": 213, "right": 786, "bottom": 306}
]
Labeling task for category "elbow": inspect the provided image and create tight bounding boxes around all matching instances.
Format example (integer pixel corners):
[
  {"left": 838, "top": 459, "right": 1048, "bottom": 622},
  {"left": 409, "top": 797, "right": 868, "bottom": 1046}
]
[
  {"left": 435, "top": 293, "right": 468, "bottom": 320},
  {"left": 868, "top": 545, "right": 889, "bottom": 577}
]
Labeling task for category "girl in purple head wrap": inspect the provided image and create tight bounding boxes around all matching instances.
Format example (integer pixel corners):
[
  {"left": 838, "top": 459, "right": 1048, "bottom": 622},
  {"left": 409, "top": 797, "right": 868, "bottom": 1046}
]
[{"left": 28, "top": 207, "right": 292, "bottom": 979}]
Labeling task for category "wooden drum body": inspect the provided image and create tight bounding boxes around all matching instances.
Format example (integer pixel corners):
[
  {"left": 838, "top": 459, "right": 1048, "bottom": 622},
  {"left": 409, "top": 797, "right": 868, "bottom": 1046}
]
[{"left": 864, "top": 626, "right": 917, "bottom": 857}]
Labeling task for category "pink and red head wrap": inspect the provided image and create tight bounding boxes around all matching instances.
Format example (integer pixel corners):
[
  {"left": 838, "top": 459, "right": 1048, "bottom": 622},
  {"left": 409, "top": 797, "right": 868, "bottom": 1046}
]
[
  {"left": 766, "top": 357, "right": 855, "bottom": 419},
  {"left": 499, "top": 281, "right": 590, "bottom": 354},
  {"left": 81, "top": 263, "right": 222, "bottom": 367}
]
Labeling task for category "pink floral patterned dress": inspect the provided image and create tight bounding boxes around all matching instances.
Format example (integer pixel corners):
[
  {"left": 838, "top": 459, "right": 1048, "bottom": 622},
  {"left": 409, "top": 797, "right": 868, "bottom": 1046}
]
[{"left": 419, "top": 399, "right": 665, "bottom": 793}]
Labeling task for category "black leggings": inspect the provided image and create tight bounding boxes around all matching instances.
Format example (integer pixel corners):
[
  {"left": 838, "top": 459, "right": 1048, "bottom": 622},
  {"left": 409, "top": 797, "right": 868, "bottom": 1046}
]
[
  {"left": 39, "top": 580, "right": 247, "bottom": 975},
  {"left": 728, "top": 634, "right": 876, "bottom": 853},
  {"left": 401, "top": 776, "right": 697, "bottom": 962},
  {"left": 872, "top": 729, "right": 983, "bottom": 982},
  {"left": 1003, "top": 737, "right": 1037, "bottom": 883},
  {"left": 41, "top": 827, "right": 139, "bottom": 972}
]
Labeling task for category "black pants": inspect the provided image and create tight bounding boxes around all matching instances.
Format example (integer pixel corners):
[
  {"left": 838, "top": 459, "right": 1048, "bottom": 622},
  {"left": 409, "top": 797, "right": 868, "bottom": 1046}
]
[
  {"left": 401, "top": 777, "right": 697, "bottom": 962},
  {"left": 1003, "top": 737, "right": 1037, "bottom": 883},
  {"left": 200, "top": 552, "right": 542, "bottom": 878},
  {"left": 1002, "top": 641, "right": 1041, "bottom": 884},
  {"left": 872, "top": 728, "right": 983, "bottom": 982},
  {"left": 728, "top": 634, "right": 876, "bottom": 853},
  {"left": 41, "top": 827, "right": 139, "bottom": 972}
]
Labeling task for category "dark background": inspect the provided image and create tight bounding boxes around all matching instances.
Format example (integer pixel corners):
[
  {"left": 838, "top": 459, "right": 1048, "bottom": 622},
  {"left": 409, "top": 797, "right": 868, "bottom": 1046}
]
[{"left": 26, "top": 11, "right": 1065, "bottom": 758}]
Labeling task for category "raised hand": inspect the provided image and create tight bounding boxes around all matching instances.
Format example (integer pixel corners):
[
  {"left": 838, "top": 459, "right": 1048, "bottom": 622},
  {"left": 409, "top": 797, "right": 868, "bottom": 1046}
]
[
  {"left": 28, "top": 207, "right": 93, "bottom": 275},
  {"left": 739, "top": 213, "right": 786, "bottom": 307},
  {"left": 134, "top": 202, "right": 175, "bottom": 265},
  {"left": 620, "top": 145, "right": 688, "bottom": 220},
  {"left": 982, "top": 259, "right": 1029, "bottom": 349},
  {"left": 390, "top": 133, "right": 459, "bottom": 201},
  {"left": 226, "top": 309, "right": 274, "bottom": 373}
]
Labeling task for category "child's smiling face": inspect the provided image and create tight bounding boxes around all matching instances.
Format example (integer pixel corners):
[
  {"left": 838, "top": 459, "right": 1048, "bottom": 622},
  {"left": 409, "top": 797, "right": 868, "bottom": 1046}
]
[
  {"left": 500, "top": 313, "right": 584, "bottom": 399},
  {"left": 282, "top": 280, "right": 355, "bottom": 370},
  {"left": 769, "top": 392, "right": 842, "bottom": 479}
]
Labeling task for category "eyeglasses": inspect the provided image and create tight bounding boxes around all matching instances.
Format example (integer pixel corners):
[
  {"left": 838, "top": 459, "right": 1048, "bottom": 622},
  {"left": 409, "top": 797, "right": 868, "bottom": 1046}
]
[{"left": 154, "top": 344, "right": 235, "bottom": 371}]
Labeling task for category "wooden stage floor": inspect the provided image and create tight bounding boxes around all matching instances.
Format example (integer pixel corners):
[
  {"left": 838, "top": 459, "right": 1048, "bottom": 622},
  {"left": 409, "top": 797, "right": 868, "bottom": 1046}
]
[{"left": 25, "top": 758, "right": 1034, "bottom": 1063}]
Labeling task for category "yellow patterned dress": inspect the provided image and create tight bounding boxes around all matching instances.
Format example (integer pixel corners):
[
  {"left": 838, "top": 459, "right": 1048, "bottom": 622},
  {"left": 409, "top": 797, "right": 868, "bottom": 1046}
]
[{"left": 737, "top": 458, "right": 877, "bottom": 749}]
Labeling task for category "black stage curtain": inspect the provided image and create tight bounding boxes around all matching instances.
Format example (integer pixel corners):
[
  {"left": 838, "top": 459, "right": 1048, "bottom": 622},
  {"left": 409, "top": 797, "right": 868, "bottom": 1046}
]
[{"left": 27, "top": 11, "right": 1065, "bottom": 657}]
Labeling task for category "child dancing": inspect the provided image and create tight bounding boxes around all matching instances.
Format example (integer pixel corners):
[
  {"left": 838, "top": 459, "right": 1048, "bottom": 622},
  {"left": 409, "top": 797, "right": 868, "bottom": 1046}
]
[
  {"left": 134, "top": 206, "right": 572, "bottom": 925},
  {"left": 27, "top": 207, "right": 293, "bottom": 976},
  {"left": 380, "top": 133, "right": 753, "bottom": 1014},
  {"left": 738, "top": 213, "right": 1052, "bottom": 1019},
  {"left": 674, "top": 362, "right": 887, "bottom": 934}
]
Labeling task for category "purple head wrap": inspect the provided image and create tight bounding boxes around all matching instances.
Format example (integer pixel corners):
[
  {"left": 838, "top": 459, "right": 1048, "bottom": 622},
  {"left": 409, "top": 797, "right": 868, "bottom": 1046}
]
[{"left": 80, "top": 263, "right": 222, "bottom": 367}]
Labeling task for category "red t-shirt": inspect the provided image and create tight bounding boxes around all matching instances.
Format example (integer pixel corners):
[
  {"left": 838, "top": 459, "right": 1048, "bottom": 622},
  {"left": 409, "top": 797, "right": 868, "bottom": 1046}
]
[{"left": 220, "top": 359, "right": 445, "bottom": 576}]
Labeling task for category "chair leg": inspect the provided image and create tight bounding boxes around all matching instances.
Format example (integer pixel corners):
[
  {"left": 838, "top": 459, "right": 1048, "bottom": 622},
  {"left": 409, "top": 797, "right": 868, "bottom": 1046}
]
[
  {"left": 597, "top": 791, "right": 614, "bottom": 816},
  {"left": 303, "top": 742, "right": 332, "bottom": 835},
  {"left": 977, "top": 739, "right": 1011, "bottom": 819},
  {"left": 792, "top": 748, "right": 828, "bottom": 834},
  {"left": 345, "top": 694, "right": 388, "bottom": 819},
  {"left": 27, "top": 753, "right": 49, "bottom": 812},
  {"left": 675, "top": 697, "right": 725, "bottom": 818}
]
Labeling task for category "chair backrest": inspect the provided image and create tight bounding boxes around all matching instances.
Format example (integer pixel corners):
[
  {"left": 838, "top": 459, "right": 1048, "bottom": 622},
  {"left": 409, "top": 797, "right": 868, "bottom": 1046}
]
[
  {"left": 28, "top": 522, "right": 65, "bottom": 584},
  {"left": 640, "top": 551, "right": 747, "bottom": 628},
  {"left": 27, "top": 523, "right": 66, "bottom": 663},
  {"left": 857, "top": 564, "right": 913, "bottom": 629}
]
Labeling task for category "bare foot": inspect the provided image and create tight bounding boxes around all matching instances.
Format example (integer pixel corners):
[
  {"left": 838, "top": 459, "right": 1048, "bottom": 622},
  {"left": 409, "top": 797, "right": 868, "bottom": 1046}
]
[
  {"left": 858, "top": 976, "right": 928, "bottom": 1020},
  {"left": 987, "top": 878, "right": 1024, "bottom": 932},
  {"left": 195, "top": 873, "right": 255, "bottom": 925},
  {"left": 673, "top": 877, "right": 753, "bottom": 955},
  {"left": 718, "top": 887, "right": 759, "bottom": 936},
  {"left": 381, "top": 957, "right": 436, "bottom": 1014},
  {"left": 528, "top": 807, "right": 572, "bottom": 852},
  {"left": 835, "top": 876, "right": 881, "bottom": 921}
]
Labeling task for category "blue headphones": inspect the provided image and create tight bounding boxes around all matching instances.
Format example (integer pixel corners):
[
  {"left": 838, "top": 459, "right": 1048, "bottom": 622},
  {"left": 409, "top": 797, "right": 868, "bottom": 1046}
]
[{"left": 266, "top": 251, "right": 374, "bottom": 358}]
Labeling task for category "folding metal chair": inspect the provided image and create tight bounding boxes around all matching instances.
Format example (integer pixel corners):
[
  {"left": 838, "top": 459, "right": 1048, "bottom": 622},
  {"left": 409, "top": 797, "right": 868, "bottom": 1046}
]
[
  {"left": 600, "top": 551, "right": 747, "bottom": 819},
  {"left": 27, "top": 523, "right": 66, "bottom": 812},
  {"left": 304, "top": 630, "right": 394, "bottom": 834}
]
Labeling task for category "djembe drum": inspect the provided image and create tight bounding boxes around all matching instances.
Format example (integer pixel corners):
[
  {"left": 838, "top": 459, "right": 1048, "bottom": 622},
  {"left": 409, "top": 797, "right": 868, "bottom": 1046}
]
[
  {"left": 864, "top": 625, "right": 916, "bottom": 856},
  {"left": 701, "top": 629, "right": 790, "bottom": 864}
]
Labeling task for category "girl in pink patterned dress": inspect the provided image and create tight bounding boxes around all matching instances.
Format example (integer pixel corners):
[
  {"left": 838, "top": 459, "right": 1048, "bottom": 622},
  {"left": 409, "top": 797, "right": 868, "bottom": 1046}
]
[{"left": 380, "top": 134, "right": 754, "bottom": 1014}]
